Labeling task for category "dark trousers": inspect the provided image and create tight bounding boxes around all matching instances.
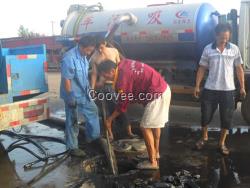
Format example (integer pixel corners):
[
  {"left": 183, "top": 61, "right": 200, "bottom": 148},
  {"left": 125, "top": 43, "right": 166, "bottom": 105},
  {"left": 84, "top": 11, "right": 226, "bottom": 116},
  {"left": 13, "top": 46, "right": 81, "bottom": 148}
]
[{"left": 201, "top": 89, "right": 235, "bottom": 129}]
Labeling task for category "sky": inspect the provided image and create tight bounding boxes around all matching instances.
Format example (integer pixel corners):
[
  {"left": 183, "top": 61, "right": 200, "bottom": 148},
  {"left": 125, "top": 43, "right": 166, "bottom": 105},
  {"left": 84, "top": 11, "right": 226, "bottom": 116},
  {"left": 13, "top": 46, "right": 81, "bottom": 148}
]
[{"left": 0, "top": 0, "right": 242, "bottom": 38}]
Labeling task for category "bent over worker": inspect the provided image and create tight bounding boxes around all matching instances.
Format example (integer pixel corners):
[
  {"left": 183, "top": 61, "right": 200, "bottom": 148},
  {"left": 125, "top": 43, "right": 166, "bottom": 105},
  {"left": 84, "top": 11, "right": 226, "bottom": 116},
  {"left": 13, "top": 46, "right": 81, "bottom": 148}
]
[
  {"left": 97, "top": 59, "right": 171, "bottom": 170},
  {"left": 90, "top": 37, "right": 137, "bottom": 140},
  {"left": 60, "top": 36, "right": 100, "bottom": 157}
]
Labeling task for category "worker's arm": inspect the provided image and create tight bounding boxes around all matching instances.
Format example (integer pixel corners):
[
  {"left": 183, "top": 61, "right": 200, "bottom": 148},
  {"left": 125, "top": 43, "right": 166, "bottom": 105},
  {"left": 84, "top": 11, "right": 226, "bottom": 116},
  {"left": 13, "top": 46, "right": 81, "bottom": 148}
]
[
  {"left": 64, "top": 79, "right": 72, "bottom": 93},
  {"left": 194, "top": 48, "right": 209, "bottom": 98},
  {"left": 91, "top": 60, "right": 106, "bottom": 89},
  {"left": 105, "top": 109, "right": 120, "bottom": 130},
  {"left": 194, "top": 66, "right": 207, "bottom": 98},
  {"left": 105, "top": 109, "right": 121, "bottom": 141},
  {"left": 234, "top": 48, "right": 246, "bottom": 98},
  {"left": 236, "top": 65, "right": 246, "bottom": 98},
  {"left": 91, "top": 62, "right": 97, "bottom": 89},
  {"left": 107, "top": 110, "right": 120, "bottom": 122},
  {"left": 115, "top": 49, "right": 121, "bottom": 63},
  {"left": 106, "top": 69, "right": 131, "bottom": 126},
  {"left": 61, "top": 56, "right": 76, "bottom": 107}
]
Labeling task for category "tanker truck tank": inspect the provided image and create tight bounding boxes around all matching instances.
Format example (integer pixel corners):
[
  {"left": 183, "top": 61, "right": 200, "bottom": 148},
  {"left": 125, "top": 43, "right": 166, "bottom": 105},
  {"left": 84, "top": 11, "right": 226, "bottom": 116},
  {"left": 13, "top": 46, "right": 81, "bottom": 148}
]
[{"left": 61, "top": 3, "right": 218, "bottom": 61}]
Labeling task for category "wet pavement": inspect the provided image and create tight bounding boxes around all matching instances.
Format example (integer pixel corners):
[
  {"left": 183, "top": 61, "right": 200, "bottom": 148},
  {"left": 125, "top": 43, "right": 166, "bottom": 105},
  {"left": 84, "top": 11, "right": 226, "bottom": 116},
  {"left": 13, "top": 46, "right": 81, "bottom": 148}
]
[
  {"left": 158, "top": 126, "right": 250, "bottom": 188},
  {"left": 1, "top": 122, "right": 250, "bottom": 188},
  {"left": 0, "top": 123, "right": 82, "bottom": 188},
  {"left": 78, "top": 126, "right": 250, "bottom": 188}
]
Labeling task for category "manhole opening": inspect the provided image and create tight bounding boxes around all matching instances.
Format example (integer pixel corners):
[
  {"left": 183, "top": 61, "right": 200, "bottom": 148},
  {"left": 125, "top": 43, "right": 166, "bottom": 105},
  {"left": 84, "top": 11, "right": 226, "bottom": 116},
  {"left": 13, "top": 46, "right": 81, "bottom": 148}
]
[{"left": 83, "top": 155, "right": 138, "bottom": 175}]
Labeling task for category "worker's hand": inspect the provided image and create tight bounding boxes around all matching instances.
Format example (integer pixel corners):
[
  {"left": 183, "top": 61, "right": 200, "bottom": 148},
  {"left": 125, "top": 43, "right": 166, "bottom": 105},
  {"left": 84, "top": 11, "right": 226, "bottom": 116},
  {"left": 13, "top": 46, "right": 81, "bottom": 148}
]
[
  {"left": 95, "top": 82, "right": 104, "bottom": 89},
  {"left": 105, "top": 117, "right": 114, "bottom": 141},
  {"left": 194, "top": 86, "right": 201, "bottom": 99},
  {"left": 67, "top": 91, "right": 77, "bottom": 108},
  {"left": 240, "top": 88, "right": 247, "bottom": 99},
  {"left": 105, "top": 117, "right": 113, "bottom": 130}
]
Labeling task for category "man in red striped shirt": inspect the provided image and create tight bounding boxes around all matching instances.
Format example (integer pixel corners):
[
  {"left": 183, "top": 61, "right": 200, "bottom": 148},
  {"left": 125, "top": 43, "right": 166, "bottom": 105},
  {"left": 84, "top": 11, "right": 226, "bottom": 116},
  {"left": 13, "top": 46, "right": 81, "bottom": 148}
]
[{"left": 97, "top": 59, "right": 171, "bottom": 170}]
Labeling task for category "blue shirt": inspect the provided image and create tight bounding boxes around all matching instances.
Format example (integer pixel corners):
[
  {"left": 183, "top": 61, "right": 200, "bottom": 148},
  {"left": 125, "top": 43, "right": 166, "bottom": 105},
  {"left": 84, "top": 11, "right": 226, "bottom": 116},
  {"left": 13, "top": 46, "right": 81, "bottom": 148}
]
[{"left": 60, "top": 46, "right": 90, "bottom": 101}]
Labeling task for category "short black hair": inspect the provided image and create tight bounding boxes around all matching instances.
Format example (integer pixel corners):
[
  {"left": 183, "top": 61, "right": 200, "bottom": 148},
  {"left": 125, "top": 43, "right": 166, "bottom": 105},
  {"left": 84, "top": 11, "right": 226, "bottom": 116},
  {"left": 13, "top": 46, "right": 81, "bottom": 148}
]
[
  {"left": 96, "top": 36, "right": 107, "bottom": 48},
  {"left": 79, "top": 36, "right": 96, "bottom": 48},
  {"left": 215, "top": 23, "right": 232, "bottom": 35},
  {"left": 97, "top": 60, "right": 117, "bottom": 73}
]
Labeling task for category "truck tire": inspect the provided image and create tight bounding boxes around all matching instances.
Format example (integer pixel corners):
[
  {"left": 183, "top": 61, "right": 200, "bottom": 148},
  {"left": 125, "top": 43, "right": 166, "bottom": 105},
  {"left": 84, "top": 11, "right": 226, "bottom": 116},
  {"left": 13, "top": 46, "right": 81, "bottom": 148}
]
[{"left": 241, "top": 93, "right": 250, "bottom": 125}]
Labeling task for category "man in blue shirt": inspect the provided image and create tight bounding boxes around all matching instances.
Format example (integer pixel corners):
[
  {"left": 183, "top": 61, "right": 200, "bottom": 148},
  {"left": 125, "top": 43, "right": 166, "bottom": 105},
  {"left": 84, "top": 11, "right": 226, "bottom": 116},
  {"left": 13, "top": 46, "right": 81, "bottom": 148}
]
[{"left": 60, "top": 36, "right": 100, "bottom": 157}]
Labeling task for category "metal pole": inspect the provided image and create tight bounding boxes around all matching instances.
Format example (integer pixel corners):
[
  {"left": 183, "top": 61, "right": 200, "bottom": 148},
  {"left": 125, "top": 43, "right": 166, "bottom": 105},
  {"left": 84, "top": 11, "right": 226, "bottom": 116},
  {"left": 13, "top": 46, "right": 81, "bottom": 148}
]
[
  {"left": 101, "top": 100, "right": 118, "bottom": 175},
  {"left": 51, "top": 21, "right": 55, "bottom": 36}
]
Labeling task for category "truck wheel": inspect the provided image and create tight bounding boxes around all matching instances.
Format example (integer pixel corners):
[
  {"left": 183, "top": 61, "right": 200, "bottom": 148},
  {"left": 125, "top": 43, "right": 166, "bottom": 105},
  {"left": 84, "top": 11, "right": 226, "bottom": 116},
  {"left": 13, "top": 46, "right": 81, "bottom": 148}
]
[{"left": 241, "top": 93, "right": 250, "bottom": 125}]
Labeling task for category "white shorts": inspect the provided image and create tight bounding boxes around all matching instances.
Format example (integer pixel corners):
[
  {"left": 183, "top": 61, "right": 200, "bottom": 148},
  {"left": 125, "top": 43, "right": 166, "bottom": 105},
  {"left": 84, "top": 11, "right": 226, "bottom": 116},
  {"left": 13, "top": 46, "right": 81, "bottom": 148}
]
[{"left": 140, "top": 87, "right": 171, "bottom": 128}]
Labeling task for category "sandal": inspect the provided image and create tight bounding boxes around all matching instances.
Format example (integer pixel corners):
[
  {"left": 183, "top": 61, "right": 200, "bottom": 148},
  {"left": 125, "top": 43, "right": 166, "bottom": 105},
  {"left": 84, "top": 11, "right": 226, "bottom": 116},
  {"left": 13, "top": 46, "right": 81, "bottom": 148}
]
[
  {"left": 195, "top": 139, "right": 208, "bottom": 150},
  {"left": 136, "top": 153, "right": 160, "bottom": 160},
  {"left": 114, "top": 140, "right": 132, "bottom": 152},
  {"left": 136, "top": 152, "right": 149, "bottom": 159},
  {"left": 128, "top": 133, "right": 140, "bottom": 139},
  {"left": 137, "top": 160, "right": 159, "bottom": 170},
  {"left": 219, "top": 145, "right": 230, "bottom": 155}
]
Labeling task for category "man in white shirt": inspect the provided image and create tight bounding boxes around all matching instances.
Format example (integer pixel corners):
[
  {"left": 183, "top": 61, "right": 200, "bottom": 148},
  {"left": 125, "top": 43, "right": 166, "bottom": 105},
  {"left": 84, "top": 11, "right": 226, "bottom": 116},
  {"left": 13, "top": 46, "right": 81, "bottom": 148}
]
[{"left": 194, "top": 23, "right": 246, "bottom": 155}]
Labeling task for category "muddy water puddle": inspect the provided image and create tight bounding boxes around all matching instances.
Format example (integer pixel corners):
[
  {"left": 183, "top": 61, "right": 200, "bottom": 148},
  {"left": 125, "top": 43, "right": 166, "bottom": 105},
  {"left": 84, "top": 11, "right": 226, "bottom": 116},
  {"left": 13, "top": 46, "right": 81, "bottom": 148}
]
[
  {"left": 1, "top": 124, "right": 250, "bottom": 188},
  {"left": 80, "top": 126, "right": 250, "bottom": 188}
]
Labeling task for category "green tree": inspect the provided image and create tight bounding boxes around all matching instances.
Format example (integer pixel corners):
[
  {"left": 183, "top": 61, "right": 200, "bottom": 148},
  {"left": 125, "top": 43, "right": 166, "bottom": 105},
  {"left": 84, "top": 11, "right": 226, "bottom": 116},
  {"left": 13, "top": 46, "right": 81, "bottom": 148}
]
[{"left": 18, "top": 25, "right": 44, "bottom": 38}]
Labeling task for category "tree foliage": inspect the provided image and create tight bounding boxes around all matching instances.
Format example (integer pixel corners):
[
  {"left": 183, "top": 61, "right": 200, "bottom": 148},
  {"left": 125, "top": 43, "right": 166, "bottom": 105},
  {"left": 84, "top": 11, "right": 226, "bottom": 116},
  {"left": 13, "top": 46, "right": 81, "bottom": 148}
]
[{"left": 18, "top": 25, "right": 44, "bottom": 38}]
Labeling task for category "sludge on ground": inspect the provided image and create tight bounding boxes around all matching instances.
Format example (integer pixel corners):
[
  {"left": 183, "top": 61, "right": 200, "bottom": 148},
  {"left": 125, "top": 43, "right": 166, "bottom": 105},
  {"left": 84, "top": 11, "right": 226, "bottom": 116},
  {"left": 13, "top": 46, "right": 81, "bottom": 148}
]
[{"left": 0, "top": 123, "right": 250, "bottom": 188}]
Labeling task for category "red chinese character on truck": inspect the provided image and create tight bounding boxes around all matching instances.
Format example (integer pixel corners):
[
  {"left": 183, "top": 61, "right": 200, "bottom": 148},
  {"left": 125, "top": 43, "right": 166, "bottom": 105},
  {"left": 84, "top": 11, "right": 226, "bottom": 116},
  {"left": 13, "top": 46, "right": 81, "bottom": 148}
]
[
  {"left": 148, "top": 10, "right": 162, "bottom": 25},
  {"left": 81, "top": 16, "right": 94, "bottom": 30}
]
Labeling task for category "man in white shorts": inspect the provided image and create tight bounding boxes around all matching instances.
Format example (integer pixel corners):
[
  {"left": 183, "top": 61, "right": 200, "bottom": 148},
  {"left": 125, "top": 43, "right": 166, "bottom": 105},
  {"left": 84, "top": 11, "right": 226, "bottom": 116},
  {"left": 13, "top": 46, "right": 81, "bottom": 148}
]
[{"left": 97, "top": 58, "right": 171, "bottom": 170}]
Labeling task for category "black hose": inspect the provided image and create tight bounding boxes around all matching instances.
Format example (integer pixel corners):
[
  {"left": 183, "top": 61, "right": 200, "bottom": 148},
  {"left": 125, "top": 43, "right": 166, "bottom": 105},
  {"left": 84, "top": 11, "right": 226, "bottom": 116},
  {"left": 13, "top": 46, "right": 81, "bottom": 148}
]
[
  {"left": 3, "top": 131, "right": 49, "bottom": 159},
  {"left": 0, "top": 129, "right": 70, "bottom": 186},
  {"left": 7, "top": 136, "right": 48, "bottom": 156},
  {"left": 19, "top": 135, "right": 66, "bottom": 144},
  {"left": 1, "top": 130, "right": 66, "bottom": 144},
  {"left": 7, "top": 145, "right": 48, "bottom": 161},
  {"left": 0, "top": 130, "right": 69, "bottom": 167},
  {"left": 27, "top": 153, "right": 69, "bottom": 186}
]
